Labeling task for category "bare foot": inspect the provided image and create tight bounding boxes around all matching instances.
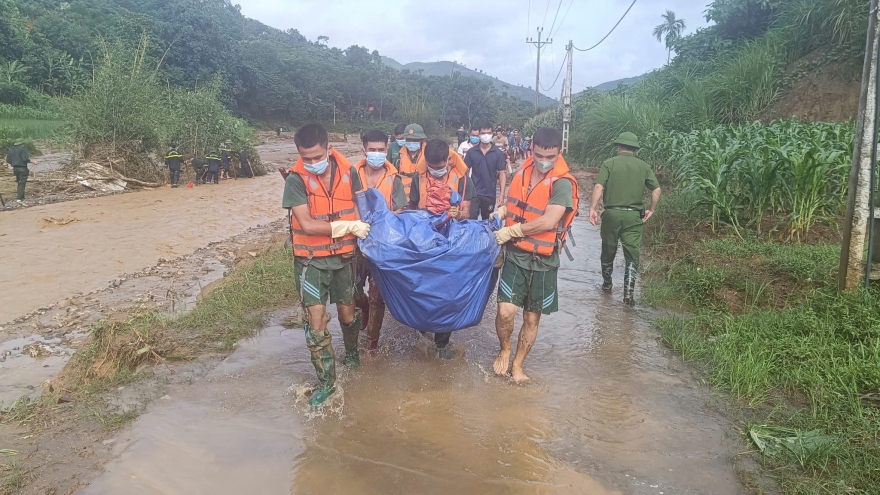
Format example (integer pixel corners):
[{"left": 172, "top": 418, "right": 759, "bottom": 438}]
[
  {"left": 493, "top": 350, "right": 511, "bottom": 375},
  {"left": 511, "top": 366, "right": 530, "bottom": 384}
]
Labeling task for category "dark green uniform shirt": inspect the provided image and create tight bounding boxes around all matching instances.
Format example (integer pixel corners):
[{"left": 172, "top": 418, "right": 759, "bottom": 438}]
[
  {"left": 5, "top": 145, "right": 30, "bottom": 168},
  {"left": 596, "top": 154, "right": 659, "bottom": 210},
  {"left": 507, "top": 178, "right": 574, "bottom": 271},
  {"left": 408, "top": 173, "right": 477, "bottom": 207},
  {"left": 387, "top": 141, "right": 403, "bottom": 167},
  {"left": 282, "top": 159, "right": 364, "bottom": 270}
]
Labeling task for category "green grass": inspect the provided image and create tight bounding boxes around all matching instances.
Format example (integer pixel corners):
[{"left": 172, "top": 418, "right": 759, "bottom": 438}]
[
  {"left": 701, "top": 237, "right": 840, "bottom": 283},
  {"left": 56, "top": 245, "right": 298, "bottom": 394},
  {"left": 0, "top": 461, "right": 29, "bottom": 495},
  {"left": 656, "top": 289, "right": 880, "bottom": 493}
]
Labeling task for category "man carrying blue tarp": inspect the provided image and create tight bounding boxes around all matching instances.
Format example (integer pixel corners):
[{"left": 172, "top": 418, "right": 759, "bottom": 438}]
[
  {"left": 491, "top": 127, "right": 579, "bottom": 383},
  {"left": 283, "top": 123, "right": 371, "bottom": 405},
  {"left": 408, "top": 139, "right": 476, "bottom": 358},
  {"left": 352, "top": 129, "right": 408, "bottom": 353}
]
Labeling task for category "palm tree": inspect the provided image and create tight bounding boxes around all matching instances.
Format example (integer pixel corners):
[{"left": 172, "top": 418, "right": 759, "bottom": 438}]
[{"left": 653, "top": 10, "right": 686, "bottom": 64}]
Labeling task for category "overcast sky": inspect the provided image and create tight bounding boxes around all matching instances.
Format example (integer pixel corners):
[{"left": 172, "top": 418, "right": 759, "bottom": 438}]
[{"left": 236, "top": 0, "right": 711, "bottom": 97}]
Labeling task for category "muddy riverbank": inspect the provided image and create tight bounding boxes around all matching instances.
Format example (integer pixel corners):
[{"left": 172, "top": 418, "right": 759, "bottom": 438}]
[{"left": 36, "top": 219, "right": 747, "bottom": 495}]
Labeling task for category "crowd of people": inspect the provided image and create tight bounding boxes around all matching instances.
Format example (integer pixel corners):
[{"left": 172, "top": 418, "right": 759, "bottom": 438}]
[
  {"left": 164, "top": 143, "right": 254, "bottom": 187},
  {"left": 456, "top": 125, "right": 531, "bottom": 168},
  {"left": 282, "top": 121, "right": 661, "bottom": 406}
]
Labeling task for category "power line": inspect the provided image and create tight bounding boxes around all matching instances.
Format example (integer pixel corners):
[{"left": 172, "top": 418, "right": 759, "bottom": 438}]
[
  {"left": 550, "top": 0, "right": 574, "bottom": 39},
  {"left": 573, "top": 0, "right": 638, "bottom": 52},
  {"left": 541, "top": 49, "right": 566, "bottom": 92},
  {"left": 526, "top": 0, "right": 531, "bottom": 37},
  {"left": 542, "top": 0, "right": 552, "bottom": 27},
  {"left": 547, "top": 0, "right": 564, "bottom": 36}
]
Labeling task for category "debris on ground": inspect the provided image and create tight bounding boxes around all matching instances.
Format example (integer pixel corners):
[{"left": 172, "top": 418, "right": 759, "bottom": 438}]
[{"left": 749, "top": 424, "right": 838, "bottom": 466}]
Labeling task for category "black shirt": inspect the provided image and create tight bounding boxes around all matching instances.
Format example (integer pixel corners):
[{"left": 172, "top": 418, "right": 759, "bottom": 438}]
[{"left": 240, "top": 150, "right": 250, "bottom": 164}]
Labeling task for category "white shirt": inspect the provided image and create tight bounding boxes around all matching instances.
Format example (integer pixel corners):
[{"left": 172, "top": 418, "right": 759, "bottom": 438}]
[{"left": 458, "top": 140, "right": 474, "bottom": 157}]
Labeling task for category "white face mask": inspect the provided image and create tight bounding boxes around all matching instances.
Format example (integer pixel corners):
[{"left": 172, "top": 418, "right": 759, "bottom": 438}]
[
  {"left": 536, "top": 158, "right": 555, "bottom": 172},
  {"left": 479, "top": 134, "right": 493, "bottom": 144},
  {"left": 428, "top": 159, "right": 449, "bottom": 178}
]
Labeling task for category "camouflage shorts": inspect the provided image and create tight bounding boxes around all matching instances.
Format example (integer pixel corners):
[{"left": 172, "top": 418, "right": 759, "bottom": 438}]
[{"left": 294, "top": 262, "right": 356, "bottom": 307}]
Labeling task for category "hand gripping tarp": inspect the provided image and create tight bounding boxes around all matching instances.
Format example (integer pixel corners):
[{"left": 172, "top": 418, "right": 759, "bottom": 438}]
[{"left": 356, "top": 188, "right": 500, "bottom": 332}]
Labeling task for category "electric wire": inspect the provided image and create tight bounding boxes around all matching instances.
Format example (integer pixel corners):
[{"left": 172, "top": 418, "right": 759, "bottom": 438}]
[
  {"left": 542, "top": 0, "right": 552, "bottom": 28},
  {"left": 573, "top": 0, "right": 638, "bottom": 52},
  {"left": 547, "top": 0, "right": 564, "bottom": 37},
  {"left": 540, "top": 49, "right": 567, "bottom": 92},
  {"left": 550, "top": 0, "right": 574, "bottom": 39}
]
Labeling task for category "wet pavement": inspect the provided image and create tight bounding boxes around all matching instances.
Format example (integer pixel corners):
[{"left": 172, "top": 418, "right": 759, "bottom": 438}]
[{"left": 82, "top": 218, "right": 746, "bottom": 495}]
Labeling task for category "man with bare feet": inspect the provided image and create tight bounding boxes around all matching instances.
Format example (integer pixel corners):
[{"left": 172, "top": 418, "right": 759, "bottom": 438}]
[{"left": 491, "top": 127, "right": 579, "bottom": 383}]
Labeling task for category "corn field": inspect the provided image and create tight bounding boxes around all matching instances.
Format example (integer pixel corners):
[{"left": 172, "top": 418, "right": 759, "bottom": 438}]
[{"left": 642, "top": 120, "right": 854, "bottom": 240}]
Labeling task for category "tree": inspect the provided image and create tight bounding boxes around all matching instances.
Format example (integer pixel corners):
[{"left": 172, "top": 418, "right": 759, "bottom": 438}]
[{"left": 653, "top": 10, "right": 686, "bottom": 63}]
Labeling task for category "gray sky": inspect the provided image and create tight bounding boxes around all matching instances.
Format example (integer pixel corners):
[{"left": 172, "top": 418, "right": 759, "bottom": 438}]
[{"left": 236, "top": 0, "right": 711, "bottom": 97}]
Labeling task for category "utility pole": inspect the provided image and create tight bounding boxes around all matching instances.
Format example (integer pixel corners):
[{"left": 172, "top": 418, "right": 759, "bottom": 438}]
[
  {"left": 839, "top": 0, "right": 880, "bottom": 290},
  {"left": 527, "top": 27, "right": 552, "bottom": 112},
  {"left": 561, "top": 41, "right": 573, "bottom": 154}
]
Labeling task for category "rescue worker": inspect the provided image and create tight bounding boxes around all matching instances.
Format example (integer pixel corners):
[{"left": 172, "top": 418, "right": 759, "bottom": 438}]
[
  {"left": 240, "top": 147, "right": 253, "bottom": 178},
  {"left": 492, "top": 127, "right": 579, "bottom": 383},
  {"left": 220, "top": 143, "right": 232, "bottom": 180},
  {"left": 386, "top": 123, "right": 406, "bottom": 168},
  {"left": 397, "top": 123, "right": 428, "bottom": 198},
  {"left": 283, "top": 123, "right": 371, "bottom": 406},
  {"left": 352, "top": 129, "right": 408, "bottom": 352},
  {"left": 164, "top": 143, "right": 183, "bottom": 187},
  {"left": 205, "top": 149, "right": 222, "bottom": 184},
  {"left": 589, "top": 132, "right": 661, "bottom": 306},
  {"left": 5, "top": 139, "right": 36, "bottom": 202},
  {"left": 191, "top": 155, "right": 207, "bottom": 184},
  {"left": 408, "top": 139, "right": 476, "bottom": 359}
]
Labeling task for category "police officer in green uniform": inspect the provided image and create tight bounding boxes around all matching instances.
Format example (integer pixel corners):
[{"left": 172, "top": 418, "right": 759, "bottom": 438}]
[
  {"left": 191, "top": 155, "right": 207, "bottom": 184},
  {"left": 5, "top": 139, "right": 36, "bottom": 202},
  {"left": 589, "top": 132, "right": 661, "bottom": 306}
]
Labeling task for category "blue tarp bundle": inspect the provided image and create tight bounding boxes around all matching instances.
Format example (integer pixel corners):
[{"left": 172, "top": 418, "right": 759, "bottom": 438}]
[{"left": 356, "top": 188, "right": 500, "bottom": 332}]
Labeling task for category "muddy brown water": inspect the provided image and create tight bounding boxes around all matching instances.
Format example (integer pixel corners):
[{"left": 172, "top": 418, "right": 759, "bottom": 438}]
[{"left": 81, "top": 218, "right": 745, "bottom": 495}]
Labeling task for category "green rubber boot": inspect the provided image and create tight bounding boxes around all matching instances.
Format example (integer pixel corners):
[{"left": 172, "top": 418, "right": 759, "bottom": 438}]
[
  {"left": 305, "top": 324, "right": 337, "bottom": 406},
  {"left": 623, "top": 262, "right": 637, "bottom": 307},
  {"left": 341, "top": 309, "right": 362, "bottom": 368}
]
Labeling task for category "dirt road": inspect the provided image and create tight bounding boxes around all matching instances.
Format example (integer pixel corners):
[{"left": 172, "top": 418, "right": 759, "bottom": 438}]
[
  {"left": 0, "top": 137, "right": 317, "bottom": 325},
  {"left": 79, "top": 218, "right": 747, "bottom": 495}
]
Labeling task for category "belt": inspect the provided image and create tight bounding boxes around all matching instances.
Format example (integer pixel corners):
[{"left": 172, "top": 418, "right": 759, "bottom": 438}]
[{"left": 606, "top": 206, "right": 638, "bottom": 211}]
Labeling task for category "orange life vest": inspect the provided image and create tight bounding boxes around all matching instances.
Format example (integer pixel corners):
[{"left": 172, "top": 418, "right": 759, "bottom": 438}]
[
  {"left": 289, "top": 149, "right": 358, "bottom": 258},
  {"left": 397, "top": 144, "right": 423, "bottom": 198},
  {"left": 417, "top": 167, "right": 466, "bottom": 211},
  {"left": 355, "top": 159, "right": 397, "bottom": 210},
  {"left": 505, "top": 156, "right": 579, "bottom": 257},
  {"left": 399, "top": 143, "right": 469, "bottom": 197}
]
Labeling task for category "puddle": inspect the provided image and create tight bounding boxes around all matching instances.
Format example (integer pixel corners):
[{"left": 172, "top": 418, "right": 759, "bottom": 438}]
[
  {"left": 0, "top": 333, "right": 80, "bottom": 407},
  {"left": 82, "top": 219, "right": 745, "bottom": 495}
]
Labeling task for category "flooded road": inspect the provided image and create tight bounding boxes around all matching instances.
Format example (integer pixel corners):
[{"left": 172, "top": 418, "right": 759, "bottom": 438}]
[{"left": 82, "top": 218, "right": 745, "bottom": 495}]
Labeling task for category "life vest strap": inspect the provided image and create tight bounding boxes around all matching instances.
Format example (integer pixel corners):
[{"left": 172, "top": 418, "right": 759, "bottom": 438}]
[
  {"left": 314, "top": 207, "right": 356, "bottom": 222},
  {"left": 506, "top": 198, "right": 545, "bottom": 216},
  {"left": 293, "top": 238, "right": 358, "bottom": 254}
]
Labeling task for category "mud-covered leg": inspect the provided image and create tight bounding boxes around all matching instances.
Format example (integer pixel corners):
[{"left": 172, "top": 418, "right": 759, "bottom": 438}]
[
  {"left": 494, "top": 302, "right": 518, "bottom": 375},
  {"left": 366, "top": 282, "right": 385, "bottom": 352}
]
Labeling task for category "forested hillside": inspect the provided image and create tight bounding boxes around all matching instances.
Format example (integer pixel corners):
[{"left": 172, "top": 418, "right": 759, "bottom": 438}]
[
  {"left": 529, "top": 0, "right": 870, "bottom": 164},
  {"left": 386, "top": 59, "right": 557, "bottom": 108},
  {"left": 0, "top": 0, "right": 533, "bottom": 131}
]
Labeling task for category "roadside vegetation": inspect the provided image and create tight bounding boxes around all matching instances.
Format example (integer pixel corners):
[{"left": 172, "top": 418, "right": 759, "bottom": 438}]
[
  {"left": 0, "top": 241, "right": 298, "bottom": 433},
  {"left": 551, "top": 0, "right": 869, "bottom": 165}
]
